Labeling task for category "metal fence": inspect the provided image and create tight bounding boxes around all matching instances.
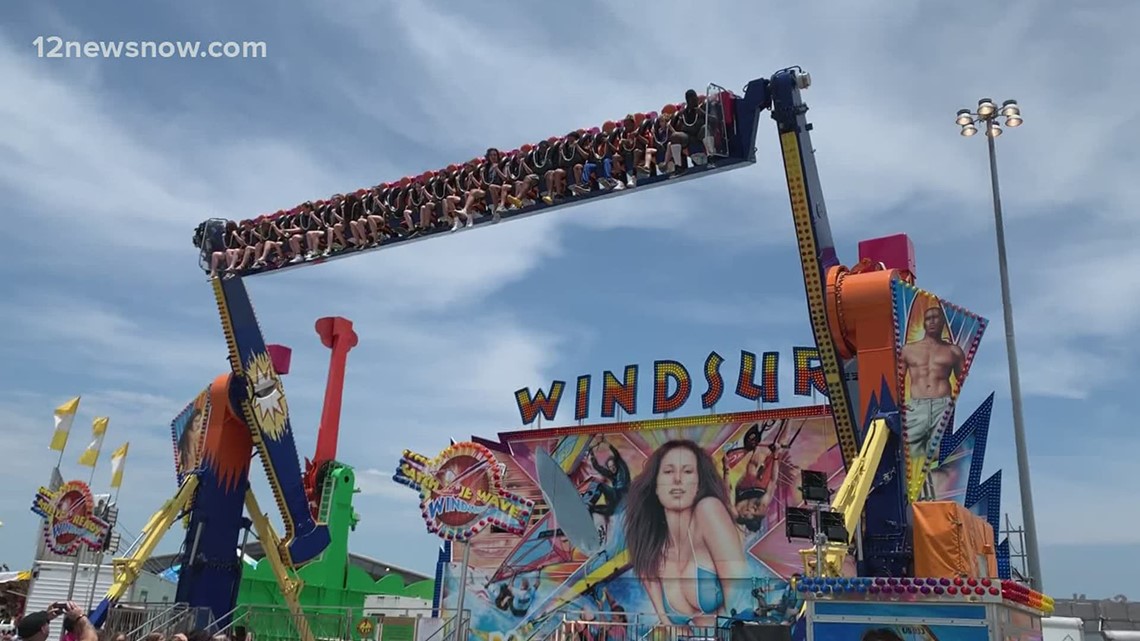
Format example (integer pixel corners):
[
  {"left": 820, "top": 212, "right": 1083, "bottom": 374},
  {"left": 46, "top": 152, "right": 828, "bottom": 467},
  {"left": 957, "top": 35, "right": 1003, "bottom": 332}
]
[
  {"left": 223, "top": 604, "right": 353, "bottom": 641},
  {"left": 115, "top": 603, "right": 215, "bottom": 641},
  {"left": 552, "top": 616, "right": 725, "bottom": 641},
  {"left": 102, "top": 602, "right": 174, "bottom": 639}
]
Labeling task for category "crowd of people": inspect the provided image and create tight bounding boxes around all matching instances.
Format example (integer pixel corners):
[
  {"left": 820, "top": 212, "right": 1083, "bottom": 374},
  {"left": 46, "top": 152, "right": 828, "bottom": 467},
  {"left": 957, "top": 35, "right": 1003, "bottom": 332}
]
[
  {"left": 6, "top": 602, "right": 240, "bottom": 641},
  {"left": 200, "top": 89, "right": 733, "bottom": 278}
]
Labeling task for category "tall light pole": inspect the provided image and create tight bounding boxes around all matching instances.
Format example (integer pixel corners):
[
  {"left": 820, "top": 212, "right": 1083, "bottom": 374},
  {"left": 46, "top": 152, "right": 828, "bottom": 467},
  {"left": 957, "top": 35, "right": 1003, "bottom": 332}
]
[{"left": 955, "top": 99, "right": 1042, "bottom": 591}]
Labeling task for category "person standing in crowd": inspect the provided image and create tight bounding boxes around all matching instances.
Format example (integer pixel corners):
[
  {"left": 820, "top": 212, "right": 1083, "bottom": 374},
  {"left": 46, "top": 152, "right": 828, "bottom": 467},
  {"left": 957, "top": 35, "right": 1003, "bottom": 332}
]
[{"left": 17, "top": 603, "right": 95, "bottom": 641}]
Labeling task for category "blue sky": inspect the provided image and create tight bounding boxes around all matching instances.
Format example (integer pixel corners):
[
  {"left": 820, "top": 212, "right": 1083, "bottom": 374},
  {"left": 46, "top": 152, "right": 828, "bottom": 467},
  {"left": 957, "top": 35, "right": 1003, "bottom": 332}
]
[{"left": 1, "top": 0, "right": 1137, "bottom": 599}]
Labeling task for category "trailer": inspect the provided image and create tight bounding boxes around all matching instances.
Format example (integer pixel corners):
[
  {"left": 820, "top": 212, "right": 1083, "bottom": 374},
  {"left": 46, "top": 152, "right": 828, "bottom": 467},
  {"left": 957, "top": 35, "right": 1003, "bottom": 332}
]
[{"left": 800, "top": 578, "right": 1050, "bottom": 641}]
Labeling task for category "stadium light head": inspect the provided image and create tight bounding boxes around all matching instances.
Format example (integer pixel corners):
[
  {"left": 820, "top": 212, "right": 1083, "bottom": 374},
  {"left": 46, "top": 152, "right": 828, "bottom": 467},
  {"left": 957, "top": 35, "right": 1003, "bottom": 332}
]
[
  {"left": 987, "top": 122, "right": 1003, "bottom": 138},
  {"left": 955, "top": 109, "right": 975, "bottom": 127},
  {"left": 977, "top": 98, "right": 997, "bottom": 118},
  {"left": 800, "top": 470, "right": 831, "bottom": 504},
  {"left": 960, "top": 123, "right": 978, "bottom": 137},
  {"left": 1001, "top": 100, "right": 1023, "bottom": 128},
  {"left": 785, "top": 507, "right": 815, "bottom": 541},
  {"left": 818, "top": 510, "right": 849, "bottom": 544}
]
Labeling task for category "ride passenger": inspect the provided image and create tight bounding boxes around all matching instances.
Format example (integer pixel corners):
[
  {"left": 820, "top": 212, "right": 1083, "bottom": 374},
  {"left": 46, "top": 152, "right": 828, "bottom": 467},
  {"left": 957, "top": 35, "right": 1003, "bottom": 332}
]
[
  {"left": 456, "top": 163, "right": 488, "bottom": 221},
  {"left": 344, "top": 191, "right": 372, "bottom": 247},
  {"left": 208, "top": 221, "right": 239, "bottom": 277},
  {"left": 407, "top": 176, "right": 433, "bottom": 231},
  {"left": 275, "top": 209, "right": 307, "bottom": 262},
  {"left": 616, "top": 116, "right": 639, "bottom": 187},
  {"left": 343, "top": 192, "right": 373, "bottom": 247},
  {"left": 557, "top": 132, "right": 586, "bottom": 196},
  {"left": 529, "top": 139, "right": 563, "bottom": 205},
  {"left": 251, "top": 218, "right": 285, "bottom": 268},
  {"left": 482, "top": 148, "right": 517, "bottom": 218},
  {"left": 362, "top": 186, "right": 393, "bottom": 242},
  {"left": 500, "top": 150, "right": 531, "bottom": 209},
  {"left": 233, "top": 221, "right": 263, "bottom": 271},
  {"left": 567, "top": 131, "right": 595, "bottom": 195},
  {"left": 669, "top": 89, "right": 708, "bottom": 174},
  {"left": 439, "top": 168, "right": 473, "bottom": 230},
  {"left": 297, "top": 202, "right": 325, "bottom": 258},
  {"left": 510, "top": 147, "right": 539, "bottom": 206},
  {"left": 653, "top": 111, "right": 675, "bottom": 175},
  {"left": 591, "top": 128, "right": 622, "bottom": 191},
  {"left": 424, "top": 169, "right": 462, "bottom": 232},
  {"left": 323, "top": 196, "right": 351, "bottom": 252},
  {"left": 387, "top": 183, "right": 415, "bottom": 234},
  {"left": 636, "top": 116, "right": 658, "bottom": 178}
]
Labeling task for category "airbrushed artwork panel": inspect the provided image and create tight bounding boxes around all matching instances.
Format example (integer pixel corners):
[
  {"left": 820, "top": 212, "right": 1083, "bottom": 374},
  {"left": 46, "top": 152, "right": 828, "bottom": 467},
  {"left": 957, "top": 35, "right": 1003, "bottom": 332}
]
[
  {"left": 892, "top": 280, "right": 986, "bottom": 501},
  {"left": 437, "top": 408, "right": 845, "bottom": 641},
  {"left": 171, "top": 387, "right": 211, "bottom": 484}
]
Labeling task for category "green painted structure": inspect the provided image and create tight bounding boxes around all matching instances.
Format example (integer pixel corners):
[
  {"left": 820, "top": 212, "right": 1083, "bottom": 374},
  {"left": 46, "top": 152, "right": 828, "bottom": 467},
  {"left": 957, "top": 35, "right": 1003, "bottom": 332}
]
[{"left": 237, "top": 464, "right": 434, "bottom": 638}]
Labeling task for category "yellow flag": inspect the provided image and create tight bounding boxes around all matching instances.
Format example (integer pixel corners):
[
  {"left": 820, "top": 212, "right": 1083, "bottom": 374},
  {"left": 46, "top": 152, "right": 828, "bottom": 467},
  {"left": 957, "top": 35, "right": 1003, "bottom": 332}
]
[
  {"left": 50, "top": 397, "right": 81, "bottom": 452},
  {"left": 110, "top": 442, "right": 129, "bottom": 489},
  {"left": 77, "top": 417, "right": 109, "bottom": 467}
]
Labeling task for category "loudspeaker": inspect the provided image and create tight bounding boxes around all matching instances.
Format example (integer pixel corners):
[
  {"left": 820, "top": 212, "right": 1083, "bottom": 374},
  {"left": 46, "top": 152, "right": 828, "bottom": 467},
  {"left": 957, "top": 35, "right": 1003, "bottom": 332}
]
[{"left": 730, "top": 622, "right": 792, "bottom": 641}]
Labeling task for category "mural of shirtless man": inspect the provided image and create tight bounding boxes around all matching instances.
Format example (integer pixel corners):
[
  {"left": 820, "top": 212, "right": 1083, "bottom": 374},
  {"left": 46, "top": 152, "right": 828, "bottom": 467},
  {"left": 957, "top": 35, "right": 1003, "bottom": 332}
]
[{"left": 900, "top": 306, "right": 965, "bottom": 469}]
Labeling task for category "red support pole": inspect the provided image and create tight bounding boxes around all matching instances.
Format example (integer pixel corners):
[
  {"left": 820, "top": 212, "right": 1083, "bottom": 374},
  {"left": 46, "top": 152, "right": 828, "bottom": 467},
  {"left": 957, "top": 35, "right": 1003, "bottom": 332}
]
[{"left": 312, "top": 317, "right": 358, "bottom": 468}]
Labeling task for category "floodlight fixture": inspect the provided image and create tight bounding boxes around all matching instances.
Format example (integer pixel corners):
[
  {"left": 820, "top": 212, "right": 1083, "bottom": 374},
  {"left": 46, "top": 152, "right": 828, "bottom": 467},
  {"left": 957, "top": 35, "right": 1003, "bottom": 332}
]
[
  {"left": 987, "top": 122, "right": 1003, "bottom": 138},
  {"left": 785, "top": 506, "right": 815, "bottom": 541},
  {"left": 818, "top": 510, "right": 849, "bottom": 544},
  {"left": 1005, "top": 113, "right": 1023, "bottom": 128},
  {"left": 799, "top": 469, "right": 831, "bottom": 504},
  {"left": 956, "top": 109, "right": 974, "bottom": 126},
  {"left": 977, "top": 98, "right": 997, "bottom": 117},
  {"left": 960, "top": 123, "right": 978, "bottom": 137},
  {"left": 1000, "top": 99, "right": 1020, "bottom": 118}
]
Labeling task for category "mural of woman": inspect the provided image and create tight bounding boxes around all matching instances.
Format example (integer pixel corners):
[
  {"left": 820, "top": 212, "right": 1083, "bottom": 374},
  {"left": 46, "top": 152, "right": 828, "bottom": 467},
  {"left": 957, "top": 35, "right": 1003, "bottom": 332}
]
[
  {"left": 623, "top": 440, "right": 750, "bottom": 626},
  {"left": 177, "top": 406, "right": 206, "bottom": 477}
]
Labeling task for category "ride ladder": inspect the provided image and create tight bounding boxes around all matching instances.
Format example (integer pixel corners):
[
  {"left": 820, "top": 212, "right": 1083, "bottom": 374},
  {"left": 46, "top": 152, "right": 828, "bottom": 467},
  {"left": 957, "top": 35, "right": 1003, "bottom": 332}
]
[{"left": 316, "top": 469, "right": 338, "bottom": 524}]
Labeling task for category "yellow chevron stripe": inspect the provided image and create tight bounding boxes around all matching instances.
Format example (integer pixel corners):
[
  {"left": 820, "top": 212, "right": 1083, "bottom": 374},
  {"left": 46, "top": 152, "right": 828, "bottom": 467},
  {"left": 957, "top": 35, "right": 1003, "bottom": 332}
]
[
  {"left": 779, "top": 131, "right": 858, "bottom": 465},
  {"left": 212, "top": 277, "right": 297, "bottom": 563}
]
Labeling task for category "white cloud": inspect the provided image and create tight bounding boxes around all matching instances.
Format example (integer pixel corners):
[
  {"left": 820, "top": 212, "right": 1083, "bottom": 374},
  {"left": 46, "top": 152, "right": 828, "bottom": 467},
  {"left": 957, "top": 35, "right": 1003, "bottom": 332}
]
[{"left": 354, "top": 468, "right": 417, "bottom": 503}]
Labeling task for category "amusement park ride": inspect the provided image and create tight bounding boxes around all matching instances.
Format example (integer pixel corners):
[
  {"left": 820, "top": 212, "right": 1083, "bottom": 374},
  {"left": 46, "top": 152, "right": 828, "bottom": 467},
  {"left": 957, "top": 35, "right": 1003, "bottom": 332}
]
[{"left": 85, "top": 66, "right": 1050, "bottom": 641}]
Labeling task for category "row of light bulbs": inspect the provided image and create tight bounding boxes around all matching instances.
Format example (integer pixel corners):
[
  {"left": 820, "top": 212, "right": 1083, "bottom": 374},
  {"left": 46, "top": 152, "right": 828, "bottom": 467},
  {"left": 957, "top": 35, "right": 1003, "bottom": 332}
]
[{"left": 956, "top": 98, "right": 1023, "bottom": 138}]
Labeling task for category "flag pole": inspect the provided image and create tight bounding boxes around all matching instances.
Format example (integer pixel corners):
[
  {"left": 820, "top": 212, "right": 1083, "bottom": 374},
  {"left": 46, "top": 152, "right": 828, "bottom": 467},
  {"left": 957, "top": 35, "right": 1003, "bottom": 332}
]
[
  {"left": 67, "top": 464, "right": 99, "bottom": 606},
  {"left": 85, "top": 488, "right": 114, "bottom": 611},
  {"left": 72, "top": 440, "right": 101, "bottom": 608},
  {"left": 88, "top": 454, "right": 126, "bottom": 610}
]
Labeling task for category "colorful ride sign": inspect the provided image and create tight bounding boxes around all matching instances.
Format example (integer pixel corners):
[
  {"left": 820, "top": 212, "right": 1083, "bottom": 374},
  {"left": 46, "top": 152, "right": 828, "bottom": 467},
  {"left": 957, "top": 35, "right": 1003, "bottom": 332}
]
[
  {"left": 30, "top": 480, "right": 110, "bottom": 555},
  {"left": 393, "top": 442, "right": 534, "bottom": 541}
]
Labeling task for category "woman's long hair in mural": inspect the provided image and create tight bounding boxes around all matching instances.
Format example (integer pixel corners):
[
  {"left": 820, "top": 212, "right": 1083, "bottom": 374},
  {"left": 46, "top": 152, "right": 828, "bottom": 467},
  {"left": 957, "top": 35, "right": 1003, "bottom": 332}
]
[{"left": 622, "top": 439, "right": 731, "bottom": 580}]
